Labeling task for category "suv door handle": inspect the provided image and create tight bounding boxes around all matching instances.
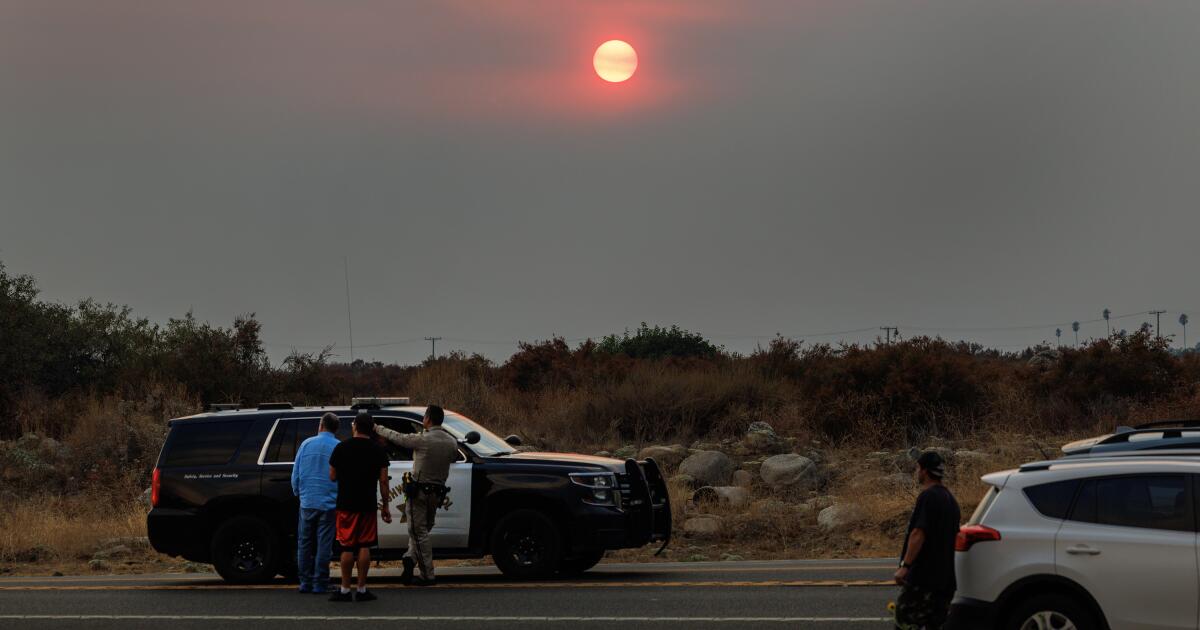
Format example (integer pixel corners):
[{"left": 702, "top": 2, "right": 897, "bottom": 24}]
[{"left": 1065, "top": 545, "right": 1101, "bottom": 556}]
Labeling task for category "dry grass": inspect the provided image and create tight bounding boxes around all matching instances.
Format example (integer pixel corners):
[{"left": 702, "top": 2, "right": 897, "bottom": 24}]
[{"left": 0, "top": 494, "right": 146, "bottom": 563}]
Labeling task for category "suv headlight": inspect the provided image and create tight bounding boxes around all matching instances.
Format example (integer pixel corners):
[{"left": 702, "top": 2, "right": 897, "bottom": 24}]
[{"left": 570, "top": 472, "right": 619, "bottom": 506}]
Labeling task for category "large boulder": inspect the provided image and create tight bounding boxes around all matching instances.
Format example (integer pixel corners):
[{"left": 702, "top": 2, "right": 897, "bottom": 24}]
[
  {"left": 683, "top": 515, "right": 723, "bottom": 538},
  {"left": 818, "top": 503, "right": 866, "bottom": 531},
  {"left": 679, "top": 450, "right": 735, "bottom": 487},
  {"left": 638, "top": 444, "right": 689, "bottom": 469},
  {"left": 760, "top": 453, "right": 818, "bottom": 491}
]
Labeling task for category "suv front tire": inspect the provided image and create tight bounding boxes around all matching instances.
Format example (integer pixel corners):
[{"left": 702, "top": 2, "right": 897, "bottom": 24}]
[
  {"left": 490, "top": 509, "right": 563, "bottom": 579},
  {"left": 211, "top": 515, "right": 282, "bottom": 584}
]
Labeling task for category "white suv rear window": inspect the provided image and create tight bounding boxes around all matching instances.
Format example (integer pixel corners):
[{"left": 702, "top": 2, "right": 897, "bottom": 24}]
[{"left": 967, "top": 486, "right": 998, "bottom": 525}]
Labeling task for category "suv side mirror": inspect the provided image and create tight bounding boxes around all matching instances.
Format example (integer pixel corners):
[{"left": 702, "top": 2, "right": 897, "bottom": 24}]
[
  {"left": 463, "top": 431, "right": 481, "bottom": 445},
  {"left": 504, "top": 434, "right": 523, "bottom": 447}
]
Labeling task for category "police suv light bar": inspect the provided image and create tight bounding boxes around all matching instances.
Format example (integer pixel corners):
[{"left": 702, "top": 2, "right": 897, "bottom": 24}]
[{"left": 351, "top": 397, "right": 410, "bottom": 407}]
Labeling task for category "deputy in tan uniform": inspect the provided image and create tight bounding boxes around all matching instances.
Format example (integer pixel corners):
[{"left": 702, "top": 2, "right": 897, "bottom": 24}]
[{"left": 374, "top": 404, "right": 459, "bottom": 586}]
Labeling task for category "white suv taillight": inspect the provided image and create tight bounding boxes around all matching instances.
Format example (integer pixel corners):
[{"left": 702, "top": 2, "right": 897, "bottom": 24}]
[
  {"left": 956, "top": 524, "right": 1001, "bottom": 551},
  {"left": 151, "top": 468, "right": 161, "bottom": 507}
]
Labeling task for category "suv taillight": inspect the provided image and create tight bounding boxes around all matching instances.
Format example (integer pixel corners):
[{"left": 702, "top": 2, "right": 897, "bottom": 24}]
[
  {"left": 151, "top": 468, "right": 161, "bottom": 507},
  {"left": 956, "top": 524, "right": 1000, "bottom": 551}
]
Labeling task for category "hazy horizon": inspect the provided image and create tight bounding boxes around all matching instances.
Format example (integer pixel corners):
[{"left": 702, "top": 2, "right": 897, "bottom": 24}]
[{"left": 4, "top": 1, "right": 1199, "bottom": 365}]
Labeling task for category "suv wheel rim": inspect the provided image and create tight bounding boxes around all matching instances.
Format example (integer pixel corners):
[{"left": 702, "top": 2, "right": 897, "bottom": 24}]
[
  {"left": 232, "top": 538, "right": 264, "bottom": 574},
  {"left": 508, "top": 532, "right": 544, "bottom": 567},
  {"left": 1020, "top": 611, "right": 1076, "bottom": 630}
]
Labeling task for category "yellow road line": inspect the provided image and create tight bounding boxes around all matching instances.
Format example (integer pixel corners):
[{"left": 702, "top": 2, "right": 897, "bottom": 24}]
[{"left": 0, "top": 579, "right": 894, "bottom": 591}]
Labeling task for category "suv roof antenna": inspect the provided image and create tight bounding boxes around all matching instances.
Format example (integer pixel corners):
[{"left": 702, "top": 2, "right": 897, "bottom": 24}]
[
  {"left": 1028, "top": 435, "right": 1051, "bottom": 460},
  {"left": 344, "top": 256, "right": 356, "bottom": 397}
]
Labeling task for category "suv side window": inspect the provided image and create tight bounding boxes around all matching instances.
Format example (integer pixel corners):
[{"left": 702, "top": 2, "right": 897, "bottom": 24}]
[
  {"left": 1069, "top": 475, "right": 1192, "bottom": 532},
  {"left": 263, "top": 418, "right": 320, "bottom": 464},
  {"left": 375, "top": 417, "right": 421, "bottom": 462},
  {"left": 162, "top": 420, "right": 251, "bottom": 467},
  {"left": 1024, "top": 479, "right": 1080, "bottom": 519}
]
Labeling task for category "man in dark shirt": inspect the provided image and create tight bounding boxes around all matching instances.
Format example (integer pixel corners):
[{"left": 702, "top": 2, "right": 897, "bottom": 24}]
[
  {"left": 894, "top": 451, "right": 961, "bottom": 630},
  {"left": 328, "top": 412, "right": 392, "bottom": 602}
]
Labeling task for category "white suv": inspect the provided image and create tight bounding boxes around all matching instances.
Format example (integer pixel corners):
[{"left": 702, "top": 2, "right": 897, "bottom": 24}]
[{"left": 953, "top": 453, "right": 1200, "bottom": 629}]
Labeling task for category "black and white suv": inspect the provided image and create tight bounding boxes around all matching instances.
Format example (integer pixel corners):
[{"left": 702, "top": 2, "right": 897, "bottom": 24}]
[
  {"left": 954, "top": 421, "right": 1200, "bottom": 630},
  {"left": 147, "top": 398, "right": 671, "bottom": 583}
]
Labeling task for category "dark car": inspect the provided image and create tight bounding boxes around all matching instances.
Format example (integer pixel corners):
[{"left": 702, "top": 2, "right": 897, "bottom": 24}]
[{"left": 147, "top": 398, "right": 672, "bottom": 583}]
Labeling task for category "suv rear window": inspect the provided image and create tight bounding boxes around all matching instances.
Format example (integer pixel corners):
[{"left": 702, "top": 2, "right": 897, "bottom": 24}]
[
  {"left": 162, "top": 420, "right": 251, "bottom": 467},
  {"left": 1024, "top": 479, "right": 1080, "bottom": 519},
  {"left": 1070, "top": 475, "right": 1191, "bottom": 532}
]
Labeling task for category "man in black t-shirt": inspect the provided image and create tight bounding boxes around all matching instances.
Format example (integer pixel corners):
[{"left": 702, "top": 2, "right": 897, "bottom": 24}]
[
  {"left": 327, "top": 412, "right": 392, "bottom": 602},
  {"left": 894, "top": 451, "right": 960, "bottom": 630}
]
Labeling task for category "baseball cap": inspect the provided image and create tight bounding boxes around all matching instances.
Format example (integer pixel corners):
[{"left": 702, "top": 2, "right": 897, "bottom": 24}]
[{"left": 917, "top": 451, "right": 946, "bottom": 479}]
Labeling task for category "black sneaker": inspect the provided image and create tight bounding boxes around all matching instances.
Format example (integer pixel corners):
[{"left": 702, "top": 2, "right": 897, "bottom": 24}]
[
  {"left": 329, "top": 591, "right": 354, "bottom": 603},
  {"left": 355, "top": 590, "right": 377, "bottom": 602},
  {"left": 400, "top": 557, "right": 415, "bottom": 585}
]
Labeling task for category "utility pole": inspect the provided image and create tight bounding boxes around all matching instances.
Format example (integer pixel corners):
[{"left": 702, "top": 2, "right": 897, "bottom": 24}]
[
  {"left": 880, "top": 327, "right": 898, "bottom": 344},
  {"left": 1150, "top": 310, "right": 1166, "bottom": 340},
  {"left": 424, "top": 336, "right": 442, "bottom": 360},
  {"left": 344, "top": 257, "right": 356, "bottom": 397}
]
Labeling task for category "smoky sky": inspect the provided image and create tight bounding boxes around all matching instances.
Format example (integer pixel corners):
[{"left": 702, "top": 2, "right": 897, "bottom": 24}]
[{"left": 2, "top": 0, "right": 1199, "bottom": 365}]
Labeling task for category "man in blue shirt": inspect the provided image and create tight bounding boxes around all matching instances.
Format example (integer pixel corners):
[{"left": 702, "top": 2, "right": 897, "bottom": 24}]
[{"left": 292, "top": 412, "right": 341, "bottom": 593}]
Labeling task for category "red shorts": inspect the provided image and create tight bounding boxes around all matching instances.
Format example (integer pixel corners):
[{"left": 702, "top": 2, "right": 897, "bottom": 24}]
[{"left": 335, "top": 510, "right": 378, "bottom": 550}]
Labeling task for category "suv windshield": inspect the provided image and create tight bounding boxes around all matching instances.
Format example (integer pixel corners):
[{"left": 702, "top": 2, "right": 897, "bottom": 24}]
[{"left": 441, "top": 412, "right": 514, "bottom": 457}]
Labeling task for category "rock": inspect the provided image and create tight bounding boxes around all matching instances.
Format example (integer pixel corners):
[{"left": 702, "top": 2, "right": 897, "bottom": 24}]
[
  {"left": 638, "top": 444, "right": 689, "bottom": 469},
  {"left": 759, "top": 454, "right": 818, "bottom": 491},
  {"left": 683, "top": 515, "right": 723, "bottom": 538},
  {"left": 752, "top": 498, "right": 789, "bottom": 513},
  {"left": 140, "top": 487, "right": 152, "bottom": 508},
  {"left": 882, "top": 473, "right": 914, "bottom": 488},
  {"left": 692, "top": 485, "right": 750, "bottom": 508},
  {"left": 99, "top": 537, "right": 149, "bottom": 550},
  {"left": 684, "top": 554, "right": 709, "bottom": 562},
  {"left": 818, "top": 503, "right": 866, "bottom": 531},
  {"left": 51, "top": 571, "right": 63, "bottom": 577},
  {"left": 924, "top": 446, "right": 953, "bottom": 462},
  {"left": 87, "top": 559, "right": 110, "bottom": 572},
  {"left": 92, "top": 545, "right": 132, "bottom": 560},
  {"left": 740, "top": 459, "right": 765, "bottom": 477},
  {"left": 669, "top": 474, "right": 698, "bottom": 488},
  {"left": 721, "top": 553, "right": 745, "bottom": 562},
  {"left": 593, "top": 451, "right": 611, "bottom": 458},
  {"left": 612, "top": 444, "right": 638, "bottom": 460},
  {"left": 679, "top": 451, "right": 735, "bottom": 487},
  {"left": 731, "top": 469, "right": 753, "bottom": 488},
  {"left": 183, "top": 562, "right": 211, "bottom": 573},
  {"left": 743, "top": 421, "right": 787, "bottom": 455},
  {"left": 954, "top": 449, "right": 988, "bottom": 463},
  {"left": 906, "top": 446, "right": 921, "bottom": 461}
]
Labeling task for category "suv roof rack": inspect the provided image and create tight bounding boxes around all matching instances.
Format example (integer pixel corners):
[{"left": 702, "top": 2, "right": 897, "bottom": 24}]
[
  {"left": 208, "top": 403, "right": 241, "bottom": 412},
  {"left": 1134, "top": 419, "right": 1200, "bottom": 430},
  {"left": 1062, "top": 426, "right": 1200, "bottom": 457},
  {"left": 257, "top": 402, "right": 294, "bottom": 410}
]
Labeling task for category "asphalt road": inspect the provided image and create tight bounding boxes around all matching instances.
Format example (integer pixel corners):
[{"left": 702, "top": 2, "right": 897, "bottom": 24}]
[{"left": 0, "top": 558, "right": 901, "bottom": 629}]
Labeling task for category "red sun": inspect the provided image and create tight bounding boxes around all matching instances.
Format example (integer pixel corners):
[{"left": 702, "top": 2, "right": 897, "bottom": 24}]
[{"left": 593, "top": 40, "right": 637, "bottom": 83}]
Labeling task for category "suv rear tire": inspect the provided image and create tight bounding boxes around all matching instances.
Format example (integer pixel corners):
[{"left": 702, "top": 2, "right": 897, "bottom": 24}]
[
  {"left": 490, "top": 509, "right": 562, "bottom": 579},
  {"left": 559, "top": 547, "right": 605, "bottom": 576},
  {"left": 211, "top": 515, "right": 282, "bottom": 584},
  {"left": 1004, "top": 592, "right": 1098, "bottom": 630}
]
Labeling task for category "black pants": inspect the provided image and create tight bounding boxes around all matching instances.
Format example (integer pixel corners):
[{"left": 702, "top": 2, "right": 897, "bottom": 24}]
[{"left": 894, "top": 584, "right": 953, "bottom": 630}]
